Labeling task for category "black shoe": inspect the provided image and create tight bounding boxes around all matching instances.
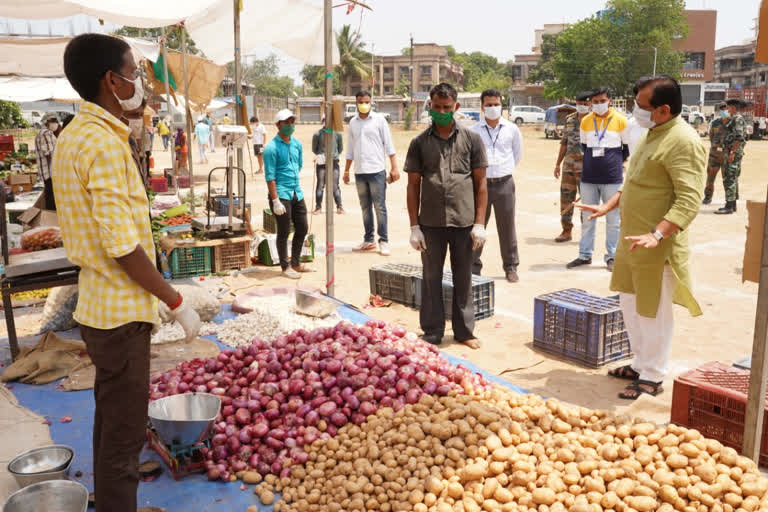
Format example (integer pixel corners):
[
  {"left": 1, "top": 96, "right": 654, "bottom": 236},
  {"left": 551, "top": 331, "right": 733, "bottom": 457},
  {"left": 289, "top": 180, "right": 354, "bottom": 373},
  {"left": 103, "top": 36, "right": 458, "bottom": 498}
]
[
  {"left": 421, "top": 334, "right": 442, "bottom": 345},
  {"left": 566, "top": 257, "right": 592, "bottom": 269},
  {"left": 714, "top": 201, "right": 736, "bottom": 215},
  {"left": 606, "top": 259, "right": 614, "bottom": 272},
  {"left": 702, "top": 196, "right": 712, "bottom": 205},
  {"left": 506, "top": 269, "right": 519, "bottom": 283}
]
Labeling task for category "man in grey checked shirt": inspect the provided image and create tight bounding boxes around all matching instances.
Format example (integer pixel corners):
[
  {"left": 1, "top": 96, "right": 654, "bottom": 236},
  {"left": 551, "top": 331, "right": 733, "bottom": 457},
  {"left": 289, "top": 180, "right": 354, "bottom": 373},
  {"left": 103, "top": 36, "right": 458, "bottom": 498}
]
[{"left": 35, "top": 114, "right": 59, "bottom": 210}]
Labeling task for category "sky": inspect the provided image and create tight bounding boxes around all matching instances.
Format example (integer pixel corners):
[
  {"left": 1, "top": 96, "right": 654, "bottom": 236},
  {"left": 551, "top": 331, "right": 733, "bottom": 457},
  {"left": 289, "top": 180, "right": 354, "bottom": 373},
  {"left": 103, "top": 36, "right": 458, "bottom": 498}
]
[{"left": 253, "top": 0, "right": 760, "bottom": 83}]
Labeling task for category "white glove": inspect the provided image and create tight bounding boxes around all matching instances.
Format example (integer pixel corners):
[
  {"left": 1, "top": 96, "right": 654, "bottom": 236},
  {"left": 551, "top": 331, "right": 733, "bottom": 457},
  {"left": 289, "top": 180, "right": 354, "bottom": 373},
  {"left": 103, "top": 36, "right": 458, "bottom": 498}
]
[
  {"left": 410, "top": 225, "right": 426, "bottom": 252},
  {"left": 271, "top": 199, "right": 286, "bottom": 216},
  {"left": 470, "top": 224, "right": 487, "bottom": 251},
  {"left": 171, "top": 298, "right": 201, "bottom": 343}
]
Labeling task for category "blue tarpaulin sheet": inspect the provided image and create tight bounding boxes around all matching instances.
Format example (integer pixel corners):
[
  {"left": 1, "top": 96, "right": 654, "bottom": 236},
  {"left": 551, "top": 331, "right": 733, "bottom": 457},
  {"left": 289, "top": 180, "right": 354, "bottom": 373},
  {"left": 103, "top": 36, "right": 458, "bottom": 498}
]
[{"left": 5, "top": 303, "right": 527, "bottom": 511}]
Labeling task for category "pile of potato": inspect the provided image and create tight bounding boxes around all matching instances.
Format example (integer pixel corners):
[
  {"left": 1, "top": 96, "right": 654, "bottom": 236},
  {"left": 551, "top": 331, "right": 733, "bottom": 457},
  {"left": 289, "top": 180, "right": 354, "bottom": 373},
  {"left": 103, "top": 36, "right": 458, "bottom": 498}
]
[{"left": 251, "top": 386, "right": 768, "bottom": 512}]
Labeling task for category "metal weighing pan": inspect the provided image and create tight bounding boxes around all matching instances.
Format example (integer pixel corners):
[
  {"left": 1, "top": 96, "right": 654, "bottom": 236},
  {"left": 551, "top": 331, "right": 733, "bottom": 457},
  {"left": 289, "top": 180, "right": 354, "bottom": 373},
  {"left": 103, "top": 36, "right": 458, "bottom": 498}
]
[
  {"left": 295, "top": 288, "right": 338, "bottom": 318},
  {"left": 147, "top": 393, "right": 221, "bottom": 446}
]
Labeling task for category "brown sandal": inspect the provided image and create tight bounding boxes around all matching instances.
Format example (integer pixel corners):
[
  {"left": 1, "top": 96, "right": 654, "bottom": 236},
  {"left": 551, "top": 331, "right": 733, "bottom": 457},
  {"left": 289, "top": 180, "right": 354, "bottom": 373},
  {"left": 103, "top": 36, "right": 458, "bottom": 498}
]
[
  {"left": 618, "top": 380, "right": 663, "bottom": 400},
  {"left": 608, "top": 365, "right": 640, "bottom": 381}
]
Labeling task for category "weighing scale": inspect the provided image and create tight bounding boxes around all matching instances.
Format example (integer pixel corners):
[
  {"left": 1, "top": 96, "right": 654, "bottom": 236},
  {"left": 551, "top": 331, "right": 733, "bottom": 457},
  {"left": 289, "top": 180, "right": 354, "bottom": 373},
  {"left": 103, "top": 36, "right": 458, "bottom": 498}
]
[{"left": 196, "top": 125, "right": 249, "bottom": 238}]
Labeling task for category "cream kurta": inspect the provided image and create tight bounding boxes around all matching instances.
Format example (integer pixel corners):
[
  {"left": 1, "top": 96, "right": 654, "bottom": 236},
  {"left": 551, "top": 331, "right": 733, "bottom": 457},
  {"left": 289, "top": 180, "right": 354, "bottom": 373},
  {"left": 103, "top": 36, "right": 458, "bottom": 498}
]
[{"left": 610, "top": 116, "right": 706, "bottom": 318}]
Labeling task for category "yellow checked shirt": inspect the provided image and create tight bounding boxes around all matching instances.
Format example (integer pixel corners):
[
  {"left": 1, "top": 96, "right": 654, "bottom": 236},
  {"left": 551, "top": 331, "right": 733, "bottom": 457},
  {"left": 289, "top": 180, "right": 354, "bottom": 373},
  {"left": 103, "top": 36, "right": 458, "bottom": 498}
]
[{"left": 52, "top": 102, "right": 159, "bottom": 329}]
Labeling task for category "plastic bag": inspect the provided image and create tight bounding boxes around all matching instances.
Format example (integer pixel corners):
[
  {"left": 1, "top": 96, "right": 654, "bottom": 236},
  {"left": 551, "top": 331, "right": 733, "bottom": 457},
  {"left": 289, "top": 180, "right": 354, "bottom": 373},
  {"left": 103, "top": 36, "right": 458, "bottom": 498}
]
[
  {"left": 152, "top": 194, "right": 181, "bottom": 212},
  {"left": 21, "top": 226, "right": 62, "bottom": 251},
  {"left": 39, "top": 285, "right": 79, "bottom": 333},
  {"left": 158, "top": 284, "right": 220, "bottom": 323}
]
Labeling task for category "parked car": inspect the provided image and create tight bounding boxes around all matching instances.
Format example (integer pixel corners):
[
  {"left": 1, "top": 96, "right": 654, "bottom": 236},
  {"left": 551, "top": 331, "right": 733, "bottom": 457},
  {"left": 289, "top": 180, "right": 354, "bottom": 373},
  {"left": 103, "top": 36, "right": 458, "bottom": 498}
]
[
  {"left": 508, "top": 105, "right": 546, "bottom": 125},
  {"left": 343, "top": 103, "right": 391, "bottom": 123}
]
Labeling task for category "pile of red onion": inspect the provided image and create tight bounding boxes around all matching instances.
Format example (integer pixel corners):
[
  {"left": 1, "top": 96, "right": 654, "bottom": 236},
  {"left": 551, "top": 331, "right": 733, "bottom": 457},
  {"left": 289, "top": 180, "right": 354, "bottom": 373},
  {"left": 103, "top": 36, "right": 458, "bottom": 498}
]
[{"left": 148, "top": 320, "right": 490, "bottom": 482}]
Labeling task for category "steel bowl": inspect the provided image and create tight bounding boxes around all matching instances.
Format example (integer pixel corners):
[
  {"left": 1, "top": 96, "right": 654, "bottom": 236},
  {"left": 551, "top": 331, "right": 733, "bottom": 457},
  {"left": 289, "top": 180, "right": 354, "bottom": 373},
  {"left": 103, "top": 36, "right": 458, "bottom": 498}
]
[
  {"left": 295, "top": 288, "right": 338, "bottom": 318},
  {"left": 3, "top": 480, "right": 88, "bottom": 512},
  {"left": 7, "top": 445, "right": 74, "bottom": 488},
  {"left": 148, "top": 392, "right": 221, "bottom": 446}
]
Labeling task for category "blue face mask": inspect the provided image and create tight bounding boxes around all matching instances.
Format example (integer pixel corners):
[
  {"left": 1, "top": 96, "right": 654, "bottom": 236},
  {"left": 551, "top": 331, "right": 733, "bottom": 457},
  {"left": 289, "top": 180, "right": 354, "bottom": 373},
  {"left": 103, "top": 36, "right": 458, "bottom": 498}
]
[{"left": 720, "top": 110, "right": 729, "bottom": 118}]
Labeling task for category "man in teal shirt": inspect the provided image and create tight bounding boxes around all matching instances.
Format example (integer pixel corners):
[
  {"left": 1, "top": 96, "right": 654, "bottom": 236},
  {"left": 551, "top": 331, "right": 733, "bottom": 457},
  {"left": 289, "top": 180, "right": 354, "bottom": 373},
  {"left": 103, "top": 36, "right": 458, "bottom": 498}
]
[
  {"left": 193, "top": 117, "right": 211, "bottom": 164},
  {"left": 264, "top": 109, "right": 308, "bottom": 278}
]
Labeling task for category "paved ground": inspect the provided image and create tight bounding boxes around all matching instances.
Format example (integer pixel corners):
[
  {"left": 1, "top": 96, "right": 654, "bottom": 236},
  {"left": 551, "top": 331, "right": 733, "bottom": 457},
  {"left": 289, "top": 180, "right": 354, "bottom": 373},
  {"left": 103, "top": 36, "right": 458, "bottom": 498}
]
[{"left": 4, "top": 120, "right": 764, "bottom": 423}]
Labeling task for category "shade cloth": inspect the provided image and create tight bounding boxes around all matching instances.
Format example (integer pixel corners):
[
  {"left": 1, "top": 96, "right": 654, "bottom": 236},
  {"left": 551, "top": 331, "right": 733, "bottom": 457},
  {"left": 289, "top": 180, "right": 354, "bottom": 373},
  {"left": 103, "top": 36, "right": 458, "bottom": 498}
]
[{"left": 0, "top": 76, "right": 80, "bottom": 102}]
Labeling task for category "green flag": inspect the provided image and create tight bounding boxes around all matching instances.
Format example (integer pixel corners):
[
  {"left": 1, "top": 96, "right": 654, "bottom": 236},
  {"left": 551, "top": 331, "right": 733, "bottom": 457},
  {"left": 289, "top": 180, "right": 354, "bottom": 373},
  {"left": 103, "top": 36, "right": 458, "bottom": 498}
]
[{"left": 152, "top": 54, "right": 177, "bottom": 90}]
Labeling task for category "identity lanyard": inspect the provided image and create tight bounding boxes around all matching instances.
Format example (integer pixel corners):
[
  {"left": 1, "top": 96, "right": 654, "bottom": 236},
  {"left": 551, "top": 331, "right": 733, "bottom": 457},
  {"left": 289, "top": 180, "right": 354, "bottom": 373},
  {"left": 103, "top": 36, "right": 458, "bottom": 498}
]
[
  {"left": 593, "top": 116, "right": 612, "bottom": 145},
  {"left": 484, "top": 124, "right": 503, "bottom": 162}
]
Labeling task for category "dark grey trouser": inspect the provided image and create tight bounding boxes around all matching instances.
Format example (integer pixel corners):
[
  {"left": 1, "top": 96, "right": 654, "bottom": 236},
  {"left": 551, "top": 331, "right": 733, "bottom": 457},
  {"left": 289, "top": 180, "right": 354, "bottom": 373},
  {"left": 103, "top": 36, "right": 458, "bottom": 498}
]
[
  {"left": 420, "top": 226, "right": 474, "bottom": 341},
  {"left": 473, "top": 174, "right": 519, "bottom": 275}
]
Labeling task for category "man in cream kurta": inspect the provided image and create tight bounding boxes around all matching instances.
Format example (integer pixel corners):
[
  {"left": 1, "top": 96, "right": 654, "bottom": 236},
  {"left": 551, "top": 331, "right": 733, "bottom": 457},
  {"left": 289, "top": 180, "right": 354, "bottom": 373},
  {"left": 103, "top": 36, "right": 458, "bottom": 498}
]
[{"left": 576, "top": 75, "right": 706, "bottom": 400}]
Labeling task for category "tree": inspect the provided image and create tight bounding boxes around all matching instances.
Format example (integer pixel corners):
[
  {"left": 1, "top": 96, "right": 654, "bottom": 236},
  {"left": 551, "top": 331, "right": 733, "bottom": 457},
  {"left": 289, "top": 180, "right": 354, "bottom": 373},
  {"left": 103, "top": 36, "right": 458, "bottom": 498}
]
[
  {"left": 300, "top": 64, "right": 341, "bottom": 96},
  {"left": 452, "top": 51, "right": 508, "bottom": 92},
  {"left": 336, "top": 25, "right": 370, "bottom": 95},
  {"left": 394, "top": 74, "right": 410, "bottom": 97},
  {"left": 526, "top": 34, "right": 557, "bottom": 85},
  {"left": 230, "top": 55, "right": 296, "bottom": 98},
  {"left": 544, "top": 0, "right": 687, "bottom": 98},
  {"left": 0, "top": 101, "right": 27, "bottom": 129},
  {"left": 113, "top": 26, "right": 199, "bottom": 55}
]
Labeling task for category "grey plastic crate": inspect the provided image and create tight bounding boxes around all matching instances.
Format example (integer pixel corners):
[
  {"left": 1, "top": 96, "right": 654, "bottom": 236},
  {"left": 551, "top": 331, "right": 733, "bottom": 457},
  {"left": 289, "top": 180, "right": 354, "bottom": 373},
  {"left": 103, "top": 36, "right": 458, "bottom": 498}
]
[
  {"left": 368, "top": 263, "right": 422, "bottom": 307},
  {"left": 414, "top": 270, "right": 495, "bottom": 320}
]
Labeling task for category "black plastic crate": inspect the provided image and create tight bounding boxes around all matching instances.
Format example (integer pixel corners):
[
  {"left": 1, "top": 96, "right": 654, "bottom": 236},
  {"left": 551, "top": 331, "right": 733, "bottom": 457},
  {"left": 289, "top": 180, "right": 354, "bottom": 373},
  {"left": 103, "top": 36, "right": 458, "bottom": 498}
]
[
  {"left": 368, "top": 263, "right": 422, "bottom": 307},
  {"left": 532, "top": 288, "right": 631, "bottom": 368},
  {"left": 414, "top": 270, "right": 495, "bottom": 321}
]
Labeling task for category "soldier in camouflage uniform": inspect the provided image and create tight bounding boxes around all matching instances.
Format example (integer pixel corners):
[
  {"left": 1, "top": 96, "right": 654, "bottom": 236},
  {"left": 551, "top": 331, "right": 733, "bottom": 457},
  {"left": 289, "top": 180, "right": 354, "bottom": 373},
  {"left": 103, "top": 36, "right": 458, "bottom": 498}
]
[
  {"left": 554, "top": 91, "right": 592, "bottom": 242},
  {"left": 703, "top": 103, "right": 727, "bottom": 205},
  {"left": 715, "top": 99, "right": 747, "bottom": 215}
]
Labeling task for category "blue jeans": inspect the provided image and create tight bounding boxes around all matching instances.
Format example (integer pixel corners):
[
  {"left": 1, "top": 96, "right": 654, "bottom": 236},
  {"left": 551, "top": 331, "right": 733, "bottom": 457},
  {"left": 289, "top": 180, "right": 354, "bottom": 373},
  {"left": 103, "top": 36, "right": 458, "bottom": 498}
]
[
  {"left": 579, "top": 182, "right": 621, "bottom": 262},
  {"left": 355, "top": 171, "right": 388, "bottom": 243}
]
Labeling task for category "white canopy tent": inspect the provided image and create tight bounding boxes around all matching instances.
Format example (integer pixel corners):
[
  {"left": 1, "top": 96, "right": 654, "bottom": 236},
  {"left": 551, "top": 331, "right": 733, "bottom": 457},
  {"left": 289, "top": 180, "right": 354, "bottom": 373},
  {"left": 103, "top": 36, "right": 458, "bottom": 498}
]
[
  {"left": 0, "top": 0, "right": 338, "bottom": 66},
  {"left": 0, "top": 76, "right": 80, "bottom": 102}
]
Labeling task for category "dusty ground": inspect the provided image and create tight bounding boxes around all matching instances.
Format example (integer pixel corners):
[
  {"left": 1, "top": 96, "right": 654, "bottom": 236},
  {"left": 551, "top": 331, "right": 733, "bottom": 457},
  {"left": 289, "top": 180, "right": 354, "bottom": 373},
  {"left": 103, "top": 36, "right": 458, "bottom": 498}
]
[{"left": 2, "top": 121, "right": 764, "bottom": 424}]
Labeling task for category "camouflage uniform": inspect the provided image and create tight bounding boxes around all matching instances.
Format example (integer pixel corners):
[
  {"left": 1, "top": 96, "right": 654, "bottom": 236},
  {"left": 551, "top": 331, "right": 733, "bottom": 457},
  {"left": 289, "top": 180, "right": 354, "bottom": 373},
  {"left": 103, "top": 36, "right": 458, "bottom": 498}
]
[
  {"left": 703, "top": 117, "right": 726, "bottom": 202},
  {"left": 722, "top": 114, "right": 747, "bottom": 202},
  {"left": 560, "top": 112, "right": 583, "bottom": 230}
]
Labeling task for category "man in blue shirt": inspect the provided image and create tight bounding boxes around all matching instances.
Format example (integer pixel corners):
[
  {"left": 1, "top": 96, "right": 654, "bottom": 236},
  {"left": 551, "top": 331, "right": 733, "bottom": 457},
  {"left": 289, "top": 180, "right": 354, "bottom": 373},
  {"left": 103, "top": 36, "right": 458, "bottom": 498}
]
[
  {"left": 193, "top": 117, "right": 211, "bottom": 164},
  {"left": 264, "top": 109, "right": 309, "bottom": 279}
]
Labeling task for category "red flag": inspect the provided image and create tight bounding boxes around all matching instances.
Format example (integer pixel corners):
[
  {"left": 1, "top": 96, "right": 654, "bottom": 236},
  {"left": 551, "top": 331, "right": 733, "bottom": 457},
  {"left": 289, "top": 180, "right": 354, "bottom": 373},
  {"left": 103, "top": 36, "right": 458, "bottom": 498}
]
[{"left": 346, "top": 2, "right": 355, "bottom": 14}]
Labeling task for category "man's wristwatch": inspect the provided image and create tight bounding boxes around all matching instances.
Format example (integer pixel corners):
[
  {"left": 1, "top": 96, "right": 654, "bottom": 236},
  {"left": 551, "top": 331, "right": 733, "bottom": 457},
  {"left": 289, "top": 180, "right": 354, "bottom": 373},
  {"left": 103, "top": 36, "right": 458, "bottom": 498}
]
[{"left": 651, "top": 230, "right": 664, "bottom": 242}]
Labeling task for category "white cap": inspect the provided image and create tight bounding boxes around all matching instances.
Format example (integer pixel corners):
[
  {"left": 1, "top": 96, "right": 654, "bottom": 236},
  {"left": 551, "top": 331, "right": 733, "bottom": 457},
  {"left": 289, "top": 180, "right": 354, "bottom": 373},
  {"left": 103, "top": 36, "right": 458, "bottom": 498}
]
[{"left": 275, "top": 109, "right": 295, "bottom": 123}]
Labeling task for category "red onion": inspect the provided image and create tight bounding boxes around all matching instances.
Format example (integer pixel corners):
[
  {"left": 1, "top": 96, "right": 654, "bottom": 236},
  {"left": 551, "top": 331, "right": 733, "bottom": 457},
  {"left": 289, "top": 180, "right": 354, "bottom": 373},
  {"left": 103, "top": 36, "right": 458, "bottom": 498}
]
[
  {"left": 207, "top": 468, "right": 221, "bottom": 481},
  {"left": 234, "top": 408, "right": 251, "bottom": 425}
]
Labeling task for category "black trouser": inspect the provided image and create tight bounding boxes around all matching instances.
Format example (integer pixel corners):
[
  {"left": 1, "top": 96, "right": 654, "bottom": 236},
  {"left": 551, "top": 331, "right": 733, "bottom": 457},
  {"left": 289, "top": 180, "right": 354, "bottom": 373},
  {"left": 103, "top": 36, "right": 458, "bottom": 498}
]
[
  {"left": 473, "top": 175, "right": 518, "bottom": 274},
  {"left": 315, "top": 161, "right": 342, "bottom": 210},
  {"left": 269, "top": 194, "right": 308, "bottom": 270},
  {"left": 79, "top": 321, "right": 152, "bottom": 512},
  {"left": 420, "top": 225, "right": 474, "bottom": 341},
  {"left": 43, "top": 178, "right": 56, "bottom": 210}
]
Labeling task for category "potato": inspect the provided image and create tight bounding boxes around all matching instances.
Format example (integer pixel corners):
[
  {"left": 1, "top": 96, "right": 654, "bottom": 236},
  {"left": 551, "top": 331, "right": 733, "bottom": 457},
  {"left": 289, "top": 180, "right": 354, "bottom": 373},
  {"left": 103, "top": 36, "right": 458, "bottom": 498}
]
[
  {"left": 447, "top": 482, "right": 464, "bottom": 499},
  {"left": 426, "top": 476, "right": 445, "bottom": 496},
  {"left": 720, "top": 447, "right": 739, "bottom": 466},
  {"left": 631, "top": 423, "right": 656, "bottom": 437},
  {"left": 680, "top": 443, "right": 700, "bottom": 458},
  {"left": 601, "top": 491, "right": 620, "bottom": 509},
  {"left": 628, "top": 496, "right": 657, "bottom": 512},
  {"left": 667, "top": 454, "right": 689, "bottom": 470},
  {"left": 533, "top": 488, "right": 557, "bottom": 506},
  {"left": 741, "top": 479, "right": 768, "bottom": 498},
  {"left": 460, "top": 464, "right": 487, "bottom": 483},
  {"left": 495, "top": 487, "right": 514, "bottom": 504},
  {"left": 658, "top": 434, "right": 680, "bottom": 449},
  {"left": 243, "top": 471, "right": 262, "bottom": 484}
]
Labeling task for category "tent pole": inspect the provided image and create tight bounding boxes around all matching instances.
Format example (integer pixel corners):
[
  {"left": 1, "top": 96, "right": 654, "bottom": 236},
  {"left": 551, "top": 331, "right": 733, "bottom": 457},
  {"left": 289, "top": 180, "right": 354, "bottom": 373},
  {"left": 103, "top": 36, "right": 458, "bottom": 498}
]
[
  {"left": 161, "top": 39, "right": 177, "bottom": 195},
  {"left": 233, "top": 0, "right": 245, "bottom": 205},
  {"left": 324, "top": 0, "right": 334, "bottom": 296},
  {"left": 180, "top": 25, "right": 195, "bottom": 214},
  {"left": 743, "top": 186, "right": 768, "bottom": 461}
]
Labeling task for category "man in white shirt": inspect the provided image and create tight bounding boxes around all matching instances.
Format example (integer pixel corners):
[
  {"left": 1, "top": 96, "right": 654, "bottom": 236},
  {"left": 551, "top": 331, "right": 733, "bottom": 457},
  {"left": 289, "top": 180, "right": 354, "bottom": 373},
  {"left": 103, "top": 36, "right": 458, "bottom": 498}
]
[
  {"left": 343, "top": 90, "right": 399, "bottom": 255},
  {"left": 250, "top": 116, "right": 266, "bottom": 173},
  {"left": 471, "top": 89, "right": 523, "bottom": 283}
]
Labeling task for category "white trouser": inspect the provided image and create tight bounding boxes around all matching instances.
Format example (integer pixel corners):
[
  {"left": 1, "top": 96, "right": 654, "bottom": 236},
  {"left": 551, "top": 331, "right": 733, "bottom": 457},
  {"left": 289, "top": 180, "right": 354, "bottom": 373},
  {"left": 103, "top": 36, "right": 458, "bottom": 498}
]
[{"left": 619, "top": 265, "right": 675, "bottom": 383}]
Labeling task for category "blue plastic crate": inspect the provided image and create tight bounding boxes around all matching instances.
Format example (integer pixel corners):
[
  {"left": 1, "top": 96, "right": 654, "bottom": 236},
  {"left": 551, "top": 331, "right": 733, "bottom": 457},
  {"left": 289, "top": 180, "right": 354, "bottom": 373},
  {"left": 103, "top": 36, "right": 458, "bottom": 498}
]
[
  {"left": 414, "top": 270, "right": 494, "bottom": 320},
  {"left": 214, "top": 198, "right": 251, "bottom": 217},
  {"left": 533, "top": 288, "right": 631, "bottom": 368}
]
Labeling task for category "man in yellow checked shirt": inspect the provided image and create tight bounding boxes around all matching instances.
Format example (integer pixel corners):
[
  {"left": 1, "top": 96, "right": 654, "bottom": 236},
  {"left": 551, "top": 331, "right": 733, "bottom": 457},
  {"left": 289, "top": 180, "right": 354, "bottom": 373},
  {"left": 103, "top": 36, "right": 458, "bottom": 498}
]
[{"left": 53, "top": 34, "right": 201, "bottom": 512}]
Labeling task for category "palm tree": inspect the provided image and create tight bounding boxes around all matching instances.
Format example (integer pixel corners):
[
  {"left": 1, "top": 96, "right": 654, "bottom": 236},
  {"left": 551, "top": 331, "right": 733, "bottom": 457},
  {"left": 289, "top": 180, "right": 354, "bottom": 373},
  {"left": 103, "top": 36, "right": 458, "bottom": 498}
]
[{"left": 336, "top": 25, "right": 370, "bottom": 96}]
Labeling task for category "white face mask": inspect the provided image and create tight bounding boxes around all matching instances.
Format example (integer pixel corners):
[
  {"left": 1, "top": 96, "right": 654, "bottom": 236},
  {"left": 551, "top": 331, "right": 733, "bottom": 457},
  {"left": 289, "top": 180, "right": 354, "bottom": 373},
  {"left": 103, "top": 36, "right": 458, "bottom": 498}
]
[
  {"left": 632, "top": 104, "right": 656, "bottom": 129},
  {"left": 592, "top": 102, "right": 610, "bottom": 116},
  {"left": 575, "top": 105, "right": 590, "bottom": 114},
  {"left": 484, "top": 106, "right": 502, "bottom": 120},
  {"left": 113, "top": 73, "right": 144, "bottom": 112},
  {"left": 128, "top": 118, "right": 144, "bottom": 139}
]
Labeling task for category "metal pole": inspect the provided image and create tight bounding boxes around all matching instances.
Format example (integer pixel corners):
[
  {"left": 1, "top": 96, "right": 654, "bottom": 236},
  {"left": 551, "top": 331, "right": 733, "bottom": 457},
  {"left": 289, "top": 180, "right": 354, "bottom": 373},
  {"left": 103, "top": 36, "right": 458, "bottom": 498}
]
[
  {"left": 234, "top": 0, "right": 245, "bottom": 206},
  {"left": 371, "top": 43, "right": 374, "bottom": 92},
  {"left": 161, "top": 40, "right": 177, "bottom": 195},
  {"left": 653, "top": 47, "right": 658, "bottom": 75},
  {"left": 324, "top": 0, "right": 335, "bottom": 296},
  {"left": 410, "top": 34, "right": 414, "bottom": 108},
  {"left": 180, "top": 26, "right": 195, "bottom": 213}
]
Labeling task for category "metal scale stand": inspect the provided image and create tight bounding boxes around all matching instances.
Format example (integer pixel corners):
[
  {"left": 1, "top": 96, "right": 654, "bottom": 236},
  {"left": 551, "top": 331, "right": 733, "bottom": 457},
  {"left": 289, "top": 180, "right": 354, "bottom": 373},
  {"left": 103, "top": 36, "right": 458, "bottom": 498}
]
[
  {"left": 193, "top": 125, "right": 249, "bottom": 239},
  {"left": 146, "top": 427, "right": 210, "bottom": 480}
]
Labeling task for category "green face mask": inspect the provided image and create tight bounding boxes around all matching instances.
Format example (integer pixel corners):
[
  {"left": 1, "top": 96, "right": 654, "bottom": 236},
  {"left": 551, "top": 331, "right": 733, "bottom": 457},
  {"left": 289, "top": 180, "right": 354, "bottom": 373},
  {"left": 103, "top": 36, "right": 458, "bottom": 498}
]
[
  {"left": 430, "top": 109, "right": 454, "bottom": 127},
  {"left": 280, "top": 124, "right": 295, "bottom": 137}
]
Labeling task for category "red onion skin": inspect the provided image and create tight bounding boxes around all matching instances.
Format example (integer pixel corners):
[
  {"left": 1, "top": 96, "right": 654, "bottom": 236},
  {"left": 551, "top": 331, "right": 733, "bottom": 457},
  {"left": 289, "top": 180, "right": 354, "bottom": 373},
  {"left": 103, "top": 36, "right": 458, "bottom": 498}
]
[{"left": 234, "top": 408, "right": 251, "bottom": 425}]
